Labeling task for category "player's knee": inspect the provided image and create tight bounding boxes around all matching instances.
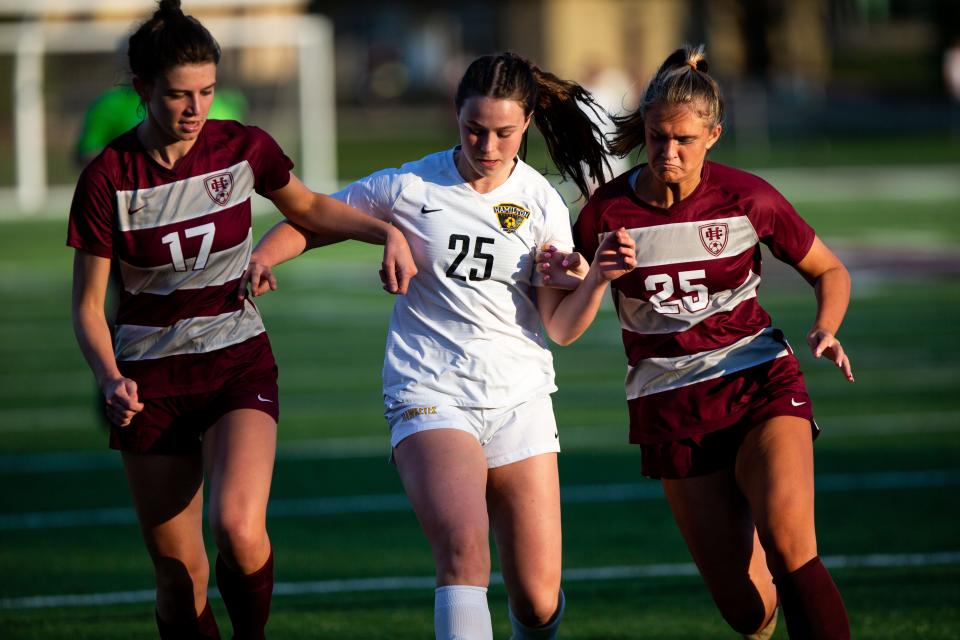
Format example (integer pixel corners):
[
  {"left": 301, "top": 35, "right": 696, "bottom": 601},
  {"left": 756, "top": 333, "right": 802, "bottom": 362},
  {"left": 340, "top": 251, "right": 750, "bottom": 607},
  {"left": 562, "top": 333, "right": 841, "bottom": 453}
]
[
  {"left": 756, "top": 525, "right": 816, "bottom": 576},
  {"left": 435, "top": 528, "right": 490, "bottom": 584},
  {"left": 511, "top": 588, "right": 561, "bottom": 627},
  {"left": 210, "top": 512, "right": 266, "bottom": 561}
]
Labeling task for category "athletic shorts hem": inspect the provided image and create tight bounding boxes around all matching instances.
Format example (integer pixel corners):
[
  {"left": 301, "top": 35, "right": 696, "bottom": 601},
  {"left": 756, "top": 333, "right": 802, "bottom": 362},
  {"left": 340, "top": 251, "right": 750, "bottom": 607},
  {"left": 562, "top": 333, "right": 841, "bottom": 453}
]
[
  {"left": 486, "top": 443, "right": 561, "bottom": 469},
  {"left": 639, "top": 413, "right": 817, "bottom": 480},
  {"left": 108, "top": 360, "right": 279, "bottom": 455},
  {"left": 389, "top": 423, "right": 465, "bottom": 450},
  {"left": 386, "top": 396, "right": 558, "bottom": 469}
]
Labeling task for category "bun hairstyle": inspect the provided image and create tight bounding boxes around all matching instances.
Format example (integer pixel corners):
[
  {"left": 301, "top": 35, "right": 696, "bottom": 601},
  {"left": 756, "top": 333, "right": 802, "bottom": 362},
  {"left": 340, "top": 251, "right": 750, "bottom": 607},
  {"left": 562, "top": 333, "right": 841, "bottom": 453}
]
[
  {"left": 455, "top": 52, "right": 610, "bottom": 200},
  {"left": 610, "top": 44, "right": 724, "bottom": 158},
  {"left": 128, "top": 0, "right": 221, "bottom": 84}
]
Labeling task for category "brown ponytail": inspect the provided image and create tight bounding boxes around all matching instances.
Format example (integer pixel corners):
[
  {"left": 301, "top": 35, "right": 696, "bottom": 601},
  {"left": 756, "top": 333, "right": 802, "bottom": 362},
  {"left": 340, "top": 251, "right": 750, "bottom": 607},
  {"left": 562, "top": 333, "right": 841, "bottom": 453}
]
[
  {"left": 455, "top": 52, "right": 610, "bottom": 200},
  {"left": 610, "top": 44, "right": 724, "bottom": 158}
]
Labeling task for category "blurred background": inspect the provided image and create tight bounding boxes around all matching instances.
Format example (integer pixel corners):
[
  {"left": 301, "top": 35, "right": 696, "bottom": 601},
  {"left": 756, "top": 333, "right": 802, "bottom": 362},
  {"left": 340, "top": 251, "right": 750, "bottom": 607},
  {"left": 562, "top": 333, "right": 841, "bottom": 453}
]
[
  {"left": 0, "top": 1, "right": 958, "bottom": 638},
  {"left": 0, "top": 0, "right": 959, "bottom": 212}
]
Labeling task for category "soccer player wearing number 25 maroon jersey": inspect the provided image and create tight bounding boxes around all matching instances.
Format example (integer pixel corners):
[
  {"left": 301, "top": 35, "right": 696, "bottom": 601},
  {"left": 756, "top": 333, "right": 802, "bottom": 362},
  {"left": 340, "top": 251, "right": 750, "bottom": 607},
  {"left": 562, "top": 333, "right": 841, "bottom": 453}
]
[{"left": 541, "top": 44, "right": 854, "bottom": 640}]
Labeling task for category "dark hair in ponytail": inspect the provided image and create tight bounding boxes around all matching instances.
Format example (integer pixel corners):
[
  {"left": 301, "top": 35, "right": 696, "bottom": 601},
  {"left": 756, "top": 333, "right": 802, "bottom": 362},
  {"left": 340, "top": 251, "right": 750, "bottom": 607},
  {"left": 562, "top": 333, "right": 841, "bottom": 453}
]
[
  {"left": 455, "top": 52, "right": 609, "bottom": 200},
  {"left": 610, "top": 44, "right": 724, "bottom": 158},
  {"left": 128, "top": 0, "right": 221, "bottom": 84}
]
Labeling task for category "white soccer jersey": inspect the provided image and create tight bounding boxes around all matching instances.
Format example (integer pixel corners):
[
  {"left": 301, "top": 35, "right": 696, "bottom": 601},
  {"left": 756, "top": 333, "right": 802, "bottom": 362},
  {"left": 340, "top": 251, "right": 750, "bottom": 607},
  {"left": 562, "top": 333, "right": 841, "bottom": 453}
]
[{"left": 333, "top": 148, "right": 573, "bottom": 408}]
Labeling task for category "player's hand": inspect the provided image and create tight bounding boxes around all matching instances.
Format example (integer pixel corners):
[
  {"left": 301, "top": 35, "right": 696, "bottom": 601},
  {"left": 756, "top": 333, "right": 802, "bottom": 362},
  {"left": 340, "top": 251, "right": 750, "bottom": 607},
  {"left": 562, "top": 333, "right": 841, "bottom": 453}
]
[
  {"left": 536, "top": 244, "right": 588, "bottom": 290},
  {"left": 381, "top": 227, "right": 417, "bottom": 295},
  {"left": 102, "top": 377, "right": 145, "bottom": 427},
  {"left": 239, "top": 259, "right": 278, "bottom": 299},
  {"left": 807, "top": 328, "right": 854, "bottom": 382},
  {"left": 590, "top": 227, "right": 636, "bottom": 282}
]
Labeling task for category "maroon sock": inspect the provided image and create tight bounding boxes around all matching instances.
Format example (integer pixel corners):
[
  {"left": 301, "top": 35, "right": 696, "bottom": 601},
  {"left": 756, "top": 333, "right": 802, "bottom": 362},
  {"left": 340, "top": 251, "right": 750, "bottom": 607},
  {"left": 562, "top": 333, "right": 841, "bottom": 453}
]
[
  {"left": 774, "top": 556, "right": 849, "bottom": 639},
  {"left": 156, "top": 601, "right": 221, "bottom": 639},
  {"left": 197, "top": 601, "right": 222, "bottom": 639},
  {"left": 215, "top": 549, "right": 274, "bottom": 640}
]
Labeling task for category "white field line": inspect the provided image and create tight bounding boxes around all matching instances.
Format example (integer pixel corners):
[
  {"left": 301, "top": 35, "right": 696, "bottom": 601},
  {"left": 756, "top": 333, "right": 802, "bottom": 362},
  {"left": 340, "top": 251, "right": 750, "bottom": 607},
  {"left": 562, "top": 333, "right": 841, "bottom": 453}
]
[
  {"left": 1, "top": 469, "right": 958, "bottom": 531},
  {"left": 5, "top": 404, "right": 960, "bottom": 439},
  {"left": 1, "top": 409, "right": 959, "bottom": 473},
  {"left": 750, "top": 165, "right": 960, "bottom": 203},
  {"left": 2, "top": 551, "right": 958, "bottom": 611}
]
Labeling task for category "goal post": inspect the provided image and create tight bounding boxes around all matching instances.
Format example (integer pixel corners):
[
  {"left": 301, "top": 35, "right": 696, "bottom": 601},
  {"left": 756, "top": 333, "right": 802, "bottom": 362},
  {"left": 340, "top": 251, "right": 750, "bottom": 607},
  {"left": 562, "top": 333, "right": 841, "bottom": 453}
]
[{"left": 0, "top": 6, "right": 336, "bottom": 218}]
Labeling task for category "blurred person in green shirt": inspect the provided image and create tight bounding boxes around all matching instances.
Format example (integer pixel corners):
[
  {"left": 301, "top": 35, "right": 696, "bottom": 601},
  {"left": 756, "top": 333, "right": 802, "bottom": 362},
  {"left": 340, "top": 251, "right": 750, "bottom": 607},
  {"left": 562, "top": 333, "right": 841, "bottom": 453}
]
[{"left": 75, "top": 84, "right": 246, "bottom": 165}]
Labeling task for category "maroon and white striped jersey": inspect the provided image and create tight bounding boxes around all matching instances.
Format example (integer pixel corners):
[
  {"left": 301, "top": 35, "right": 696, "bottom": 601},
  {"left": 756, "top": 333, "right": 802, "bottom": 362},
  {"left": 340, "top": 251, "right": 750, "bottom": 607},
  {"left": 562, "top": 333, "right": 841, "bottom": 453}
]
[
  {"left": 574, "top": 161, "right": 815, "bottom": 442},
  {"left": 67, "top": 120, "right": 293, "bottom": 397}
]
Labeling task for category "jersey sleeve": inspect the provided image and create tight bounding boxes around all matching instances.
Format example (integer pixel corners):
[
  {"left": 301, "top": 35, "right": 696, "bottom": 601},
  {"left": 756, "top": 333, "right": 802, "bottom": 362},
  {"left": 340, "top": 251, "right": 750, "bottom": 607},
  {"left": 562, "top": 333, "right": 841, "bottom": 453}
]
[
  {"left": 530, "top": 187, "right": 574, "bottom": 287},
  {"left": 538, "top": 187, "right": 574, "bottom": 251},
  {"left": 750, "top": 182, "right": 816, "bottom": 265},
  {"left": 66, "top": 163, "right": 116, "bottom": 258},
  {"left": 246, "top": 126, "right": 294, "bottom": 196},
  {"left": 331, "top": 169, "right": 406, "bottom": 221}
]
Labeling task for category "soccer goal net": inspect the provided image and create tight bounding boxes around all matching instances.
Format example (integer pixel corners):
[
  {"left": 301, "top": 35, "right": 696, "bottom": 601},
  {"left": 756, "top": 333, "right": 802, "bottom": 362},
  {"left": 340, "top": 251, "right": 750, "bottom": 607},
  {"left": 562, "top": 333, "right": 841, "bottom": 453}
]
[{"left": 0, "top": 1, "right": 335, "bottom": 218}]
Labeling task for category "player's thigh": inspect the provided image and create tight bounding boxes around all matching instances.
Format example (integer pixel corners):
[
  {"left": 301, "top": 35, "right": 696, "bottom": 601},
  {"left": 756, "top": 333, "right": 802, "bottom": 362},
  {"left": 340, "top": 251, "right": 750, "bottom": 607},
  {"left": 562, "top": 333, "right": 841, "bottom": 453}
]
[
  {"left": 202, "top": 408, "right": 277, "bottom": 523},
  {"left": 662, "top": 469, "right": 774, "bottom": 624},
  {"left": 393, "top": 429, "right": 490, "bottom": 568},
  {"left": 734, "top": 415, "right": 817, "bottom": 574},
  {"left": 487, "top": 452, "right": 561, "bottom": 614},
  {"left": 122, "top": 450, "right": 206, "bottom": 562},
  {"left": 202, "top": 408, "right": 276, "bottom": 565}
]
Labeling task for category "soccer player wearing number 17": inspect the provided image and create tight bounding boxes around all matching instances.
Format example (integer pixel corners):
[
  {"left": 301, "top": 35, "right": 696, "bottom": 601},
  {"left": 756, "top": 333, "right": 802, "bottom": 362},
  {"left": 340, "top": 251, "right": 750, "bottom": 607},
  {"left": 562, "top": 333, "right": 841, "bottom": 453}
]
[
  {"left": 245, "top": 53, "right": 635, "bottom": 640},
  {"left": 542, "top": 45, "right": 854, "bottom": 639},
  {"left": 67, "top": 2, "right": 415, "bottom": 638}
]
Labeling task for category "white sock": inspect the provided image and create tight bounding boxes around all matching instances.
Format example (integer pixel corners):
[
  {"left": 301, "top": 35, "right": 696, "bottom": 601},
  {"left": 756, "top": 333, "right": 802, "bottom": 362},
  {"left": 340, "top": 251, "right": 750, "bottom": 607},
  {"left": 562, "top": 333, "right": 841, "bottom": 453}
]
[
  {"left": 508, "top": 589, "right": 565, "bottom": 640},
  {"left": 434, "top": 585, "right": 493, "bottom": 640}
]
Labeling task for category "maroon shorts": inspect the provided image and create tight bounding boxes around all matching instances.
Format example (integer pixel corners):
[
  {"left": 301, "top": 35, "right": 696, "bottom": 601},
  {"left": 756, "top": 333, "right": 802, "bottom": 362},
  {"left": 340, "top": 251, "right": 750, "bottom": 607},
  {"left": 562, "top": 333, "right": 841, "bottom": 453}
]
[
  {"left": 109, "top": 344, "right": 279, "bottom": 455},
  {"left": 637, "top": 356, "right": 818, "bottom": 480}
]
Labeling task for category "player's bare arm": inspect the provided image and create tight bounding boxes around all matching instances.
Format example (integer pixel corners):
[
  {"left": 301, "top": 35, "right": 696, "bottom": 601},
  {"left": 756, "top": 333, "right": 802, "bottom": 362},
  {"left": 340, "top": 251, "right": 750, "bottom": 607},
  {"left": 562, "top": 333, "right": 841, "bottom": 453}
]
[
  {"left": 266, "top": 173, "right": 418, "bottom": 294},
  {"left": 240, "top": 221, "right": 312, "bottom": 299},
  {"left": 71, "top": 251, "right": 144, "bottom": 426},
  {"left": 794, "top": 235, "right": 854, "bottom": 382},
  {"left": 537, "top": 228, "right": 636, "bottom": 345}
]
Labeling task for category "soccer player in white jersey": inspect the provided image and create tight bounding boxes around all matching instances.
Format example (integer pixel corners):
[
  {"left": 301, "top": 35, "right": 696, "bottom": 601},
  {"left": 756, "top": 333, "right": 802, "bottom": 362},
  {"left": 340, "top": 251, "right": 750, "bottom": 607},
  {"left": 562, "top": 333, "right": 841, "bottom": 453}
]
[
  {"left": 244, "top": 53, "right": 635, "bottom": 640},
  {"left": 68, "top": 2, "right": 415, "bottom": 638},
  {"left": 539, "top": 45, "right": 854, "bottom": 639}
]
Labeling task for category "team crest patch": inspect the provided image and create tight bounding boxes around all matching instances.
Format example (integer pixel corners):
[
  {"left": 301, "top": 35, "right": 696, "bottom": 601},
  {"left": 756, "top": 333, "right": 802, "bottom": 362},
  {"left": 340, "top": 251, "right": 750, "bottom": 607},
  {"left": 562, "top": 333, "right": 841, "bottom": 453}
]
[
  {"left": 204, "top": 172, "right": 234, "bottom": 206},
  {"left": 493, "top": 202, "right": 531, "bottom": 234},
  {"left": 698, "top": 222, "right": 729, "bottom": 256}
]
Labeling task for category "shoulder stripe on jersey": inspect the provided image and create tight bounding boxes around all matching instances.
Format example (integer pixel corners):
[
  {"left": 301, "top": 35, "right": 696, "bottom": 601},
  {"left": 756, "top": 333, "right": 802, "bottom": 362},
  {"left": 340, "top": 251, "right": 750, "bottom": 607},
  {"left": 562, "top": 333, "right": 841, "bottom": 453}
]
[
  {"left": 618, "top": 269, "right": 761, "bottom": 335},
  {"left": 113, "top": 299, "right": 265, "bottom": 361},
  {"left": 119, "top": 229, "right": 252, "bottom": 296},
  {"left": 117, "top": 161, "right": 254, "bottom": 232},
  {"left": 601, "top": 215, "right": 759, "bottom": 268},
  {"left": 625, "top": 327, "right": 788, "bottom": 399}
]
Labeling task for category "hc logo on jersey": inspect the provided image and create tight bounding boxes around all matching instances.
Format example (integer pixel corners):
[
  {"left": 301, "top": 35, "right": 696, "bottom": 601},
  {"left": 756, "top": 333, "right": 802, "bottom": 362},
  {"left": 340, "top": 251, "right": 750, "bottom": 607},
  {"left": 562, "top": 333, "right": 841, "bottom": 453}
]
[
  {"left": 204, "top": 172, "right": 234, "bottom": 206},
  {"left": 698, "top": 223, "right": 729, "bottom": 256},
  {"left": 493, "top": 203, "right": 531, "bottom": 234}
]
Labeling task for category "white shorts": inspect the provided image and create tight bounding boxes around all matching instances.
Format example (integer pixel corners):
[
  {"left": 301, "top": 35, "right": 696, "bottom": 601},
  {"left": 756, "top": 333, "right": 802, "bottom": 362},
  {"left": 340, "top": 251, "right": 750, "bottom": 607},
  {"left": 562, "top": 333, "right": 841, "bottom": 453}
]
[{"left": 385, "top": 395, "right": 560, "bottom": 468}]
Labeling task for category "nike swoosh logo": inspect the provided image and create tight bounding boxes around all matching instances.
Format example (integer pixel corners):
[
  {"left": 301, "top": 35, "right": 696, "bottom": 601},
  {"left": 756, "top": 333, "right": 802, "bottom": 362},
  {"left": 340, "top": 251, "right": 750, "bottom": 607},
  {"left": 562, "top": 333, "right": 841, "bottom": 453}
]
[
  {"left": 257, "top": 394, "right": 274, "bottom": 403},
  {"left": 129, "top": 205, "right": 146, "bottom": 215},
  {"left": 420, "top": 205, "right": 441, "bottom": 214},
  {"left": 791, "top": 399, "right": 807, "bottom": 407}
]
